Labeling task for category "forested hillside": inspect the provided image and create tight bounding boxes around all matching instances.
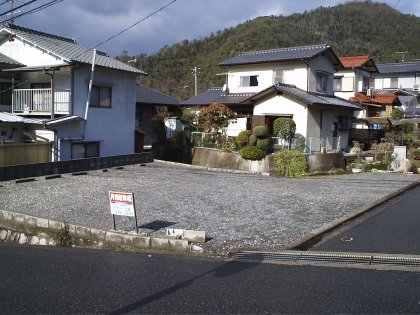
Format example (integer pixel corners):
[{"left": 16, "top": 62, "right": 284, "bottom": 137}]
[{"left": 119, "top": 1, "right": 420, "bottom": 100}]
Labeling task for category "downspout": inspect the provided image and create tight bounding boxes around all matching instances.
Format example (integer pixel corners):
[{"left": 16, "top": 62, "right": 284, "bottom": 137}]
[{"left": 83, "top": 49, "right": 97, "bottom": 138}]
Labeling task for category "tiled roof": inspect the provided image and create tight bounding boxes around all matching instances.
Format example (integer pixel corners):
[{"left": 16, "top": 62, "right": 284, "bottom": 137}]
[
  {"left": 0, "top": 111, "right": 42, "bottom": 123},
  {"left": 376, "top": 61, "right": 420, "bottom": 74},
  {"left": 339, "top": 55, "right": 378, "bottom": 72},
  {"left": 218, "top": 44, "right": 341, "bottom": 67},
  {"left": 1, "top": 23, "right": 146, "bottom": 75},
  {"left": 136, "top": 85, "right": 180, "bottom": 106},
  {"left": 180, "top": 88, "right": 255, "bottom": 106},
  {"left": 0, "top": 52, "right": 24, "bottom": 68},
  {"left": 269, "top": 84, "right": 362, "bottom": 109},
  {"left": 350, "top": 92, "right": 398, "bottom": 105}
]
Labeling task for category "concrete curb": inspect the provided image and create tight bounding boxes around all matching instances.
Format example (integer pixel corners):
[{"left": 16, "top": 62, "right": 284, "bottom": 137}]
[
  {"left": 285, "top": 178, "right": 420, "bottom": 250},
  {"left": 153, "top": 159, "right": 270, "bottom": 176},
  {"left": 0, "top": 210, "right": 198, "bottom": 253}
]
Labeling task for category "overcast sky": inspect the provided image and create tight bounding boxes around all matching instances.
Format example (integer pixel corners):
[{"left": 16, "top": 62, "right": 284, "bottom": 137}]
[{"left": 5, "top": 0, "right": 420, "bottom": 57}]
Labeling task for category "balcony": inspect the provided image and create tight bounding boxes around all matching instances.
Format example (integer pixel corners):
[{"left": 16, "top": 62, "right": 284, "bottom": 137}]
[{"left": 13, "top": 88, "right": 71, "bottom": 115}]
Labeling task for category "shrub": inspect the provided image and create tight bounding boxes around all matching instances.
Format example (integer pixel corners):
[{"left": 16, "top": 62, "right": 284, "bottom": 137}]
[
  {"left": 273, "top": 118, "right": 296, "bottom": 148},
  {"left": 240, "top": 145, "right": 267, "bottom": 160},
  {"left": 248, "top": 134, "right": 257, "bottom": 146},
  {"left": 274, "top": 149, "right": 307, "bottom": 177},
  {"left": 236, "top": 130, "right": 252, "bottom": 147},
  {"left": 256, "top": 138, "right": 271, "bottom": 152},
  {"left": 252, "top": 125, "right": 268, "bottom": 138}
]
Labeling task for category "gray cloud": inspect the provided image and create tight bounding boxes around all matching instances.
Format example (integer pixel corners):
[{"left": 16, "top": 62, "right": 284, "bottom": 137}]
[{"left": 9, "top": 0, "right": 420, "bottom": 57}]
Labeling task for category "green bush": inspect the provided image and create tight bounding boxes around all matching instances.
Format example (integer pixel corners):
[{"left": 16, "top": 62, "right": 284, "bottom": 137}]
[
  {"left": 274, "top": 149, "right": 307, "bottom": 177},
  {"left": 236, "top": 130, "right": 252, "bottom": 147},
  {"left": 256, "top": 138, "right": 271, "bottom": 152},
  {"left": 240, "top": 145, "right": 267, "bottom": 160},
  {"left": 248, "top": 134, "right": 257, "bottom": 146},
  {"left": 252, "top": 125, "right": 268, "bottom": 138}
]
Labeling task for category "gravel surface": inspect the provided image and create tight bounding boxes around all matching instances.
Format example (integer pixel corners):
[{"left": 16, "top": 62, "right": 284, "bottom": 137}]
[{"left": 0, "top": 161, "right": 418, "bottom": 255}]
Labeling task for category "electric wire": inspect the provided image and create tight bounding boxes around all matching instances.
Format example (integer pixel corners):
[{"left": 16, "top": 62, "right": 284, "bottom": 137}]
[
  {"left": 0, "top": 0, "right": 38, "bottom": 17},
  {"left": 0, "top": 0, "right": 63, "bottom": 24}
]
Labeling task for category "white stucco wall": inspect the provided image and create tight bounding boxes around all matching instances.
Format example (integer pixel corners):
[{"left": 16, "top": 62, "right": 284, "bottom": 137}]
[
  {"left": 0, "top": 36, "right": 66, "bottom": 67},
  {"left": 225, "top": 62, "right": 308, "bottom": 94},
  {"left": 253, "top": 94, "right": 309, "bottom": 137}
]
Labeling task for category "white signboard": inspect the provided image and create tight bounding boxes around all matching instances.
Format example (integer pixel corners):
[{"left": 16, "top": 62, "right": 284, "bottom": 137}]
[{"left": 109, "top": 191, "right": 135, "bottom": 217}]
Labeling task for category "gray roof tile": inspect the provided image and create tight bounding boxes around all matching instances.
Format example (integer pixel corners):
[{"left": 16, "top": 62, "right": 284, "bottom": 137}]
[
  {"left": 0, "top": 52, "right": 24, "bottom": 67},
  {"left": 2, "top": 23, "right": 147, "bottom": 75},
  {"left": 136, "top": 85, "right": 180, "bottom": 106},
  {"left": 180, "top": 88, "right": 255, "bottom": 106},
  {"left": 218, "top": 44, "right": 336, "bottom": 66},
  {"left": 271, "top": 84, "right": 362, "bottom": 109},
  {"left": 376, "top": 61, "right": 420, "bottom": 74}
]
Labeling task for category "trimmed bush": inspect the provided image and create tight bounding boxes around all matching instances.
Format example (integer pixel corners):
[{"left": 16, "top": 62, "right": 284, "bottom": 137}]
[
  {"left": 236, "top": 130, "right": 252, "bottom": 147},
  {"left": 252, "top": 125, "right": 268, "bottom": 138},
  {"left": 248, "top": 134, "right": 257, "bottom": 146},
  {"left": 240, "top": 145, "right": 267, "bottom": 160},
  {"left": 274, "top": 149, "right": 307, "bottom": 177},
  {"left": 256, "top": 138, "right": 271, "bottom": 152}
]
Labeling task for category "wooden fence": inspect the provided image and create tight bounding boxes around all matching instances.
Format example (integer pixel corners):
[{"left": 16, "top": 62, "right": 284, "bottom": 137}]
[{"left": 0, "top": 142, "right": 52, "bottom": 167}]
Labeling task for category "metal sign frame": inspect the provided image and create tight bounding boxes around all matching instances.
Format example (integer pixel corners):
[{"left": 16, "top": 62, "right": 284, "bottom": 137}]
[{"left": 109, "top": 191, "right": 139, "bottom": 233}]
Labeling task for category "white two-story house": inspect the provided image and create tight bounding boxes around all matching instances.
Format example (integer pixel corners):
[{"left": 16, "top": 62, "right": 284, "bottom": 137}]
[
  {"left": 0, "top": 23, "right": 146, "bottom": 162},
  {"left": 373, "top": 61, "right": 420, "bottom": 92},
  {"left": 182, "top": 44, "right": 361, "bottom": 152}
]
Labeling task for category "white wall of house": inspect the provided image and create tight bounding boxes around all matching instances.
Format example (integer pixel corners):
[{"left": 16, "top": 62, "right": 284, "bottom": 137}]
[
  {"left": 374, "top": 73, "right": 419, "bottom": 90},
  {"left": 253, "top": 94, "right": 309, "bottom": 138},
  {"left": 227, "top": 117, "right": 247, "bottom": 136},
  {"left": 0, "top": 36, "right": 65, "bottom": 67},
  {"left": 226, "top": 62, "right": 308, "bottom": 94}
]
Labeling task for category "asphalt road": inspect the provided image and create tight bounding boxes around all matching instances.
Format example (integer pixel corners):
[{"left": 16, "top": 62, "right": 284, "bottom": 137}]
[
  {"left": 1, "top": 243, "right": 420, "bottom": 314},
  {"left": 311, "top": 184, "right": 420, "bottom": 255}
]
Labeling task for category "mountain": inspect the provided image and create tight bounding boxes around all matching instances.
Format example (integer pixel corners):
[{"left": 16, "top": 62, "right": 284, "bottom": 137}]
[{"left": 120, "top": 1, "right": 420, "bottom": 100}]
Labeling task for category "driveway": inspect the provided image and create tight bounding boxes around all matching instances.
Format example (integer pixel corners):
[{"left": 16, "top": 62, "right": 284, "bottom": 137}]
[{"left": 0, "top": 161, "right": 418, "bottom": 254}]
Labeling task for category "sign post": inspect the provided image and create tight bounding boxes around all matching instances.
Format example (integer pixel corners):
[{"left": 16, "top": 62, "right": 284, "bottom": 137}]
[{"left": 109, "top": 191, "right": 139, "bottom": 233}]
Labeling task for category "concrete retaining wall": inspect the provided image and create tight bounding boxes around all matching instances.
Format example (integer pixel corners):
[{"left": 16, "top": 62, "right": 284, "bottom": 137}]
[
  {"left": 0, "top": 210, "right": 191, "bottom": 253},
  {"left": 0, "top": 152, "right": 153, "bottom": 182},
  {"left": 192, "top": 147, "right": 274, "bottom": 173},
  {"left": 306, "top": 153, "right": 345, "bottom": 173}
]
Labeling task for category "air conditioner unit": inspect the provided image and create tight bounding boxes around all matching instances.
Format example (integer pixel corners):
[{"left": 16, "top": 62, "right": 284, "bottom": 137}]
[
  {"left": 366, "top": 88, "right": 373, "bottom": 96},
  {"left": 413, "top": 84, "right": 419, "bottom": 91}
]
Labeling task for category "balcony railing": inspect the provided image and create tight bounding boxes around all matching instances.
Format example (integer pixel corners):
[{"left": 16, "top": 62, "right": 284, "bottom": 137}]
[{"left": 13, "top": 88, "right": 71, "bottom": 115}]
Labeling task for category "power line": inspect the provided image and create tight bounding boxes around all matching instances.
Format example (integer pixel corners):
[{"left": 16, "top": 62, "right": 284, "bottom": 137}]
[
  {"left": 94, "top": 0, "right": 177, "bottom": 49},
  {"left": 0, "top": 0, "right": 63, "bottom": 24},
  {"left": 393, "top": 0, "right": 401, "bottom": 9},
  {"left": 0, "top": 0, "right": 38, "bottom": 17}
]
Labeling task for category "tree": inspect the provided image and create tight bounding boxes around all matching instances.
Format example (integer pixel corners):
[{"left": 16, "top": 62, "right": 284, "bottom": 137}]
[
  {"left": 198, "top": 102, "right": 236, "bottom": 134},
  {"left": 273, "top": 118, "right": 296, "bottom": 149}
]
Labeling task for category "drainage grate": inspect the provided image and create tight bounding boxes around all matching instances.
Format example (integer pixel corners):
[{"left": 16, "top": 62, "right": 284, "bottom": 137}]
[{"left": 233, "top": 251, "right": 420, "bottom": 268}]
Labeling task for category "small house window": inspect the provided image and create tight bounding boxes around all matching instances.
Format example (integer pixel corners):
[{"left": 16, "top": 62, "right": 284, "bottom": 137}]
[
  {"left": 90, "top": 85, "right": 111, "bottom": 108},
  {"left": 273, "top": 68, "right": 294, "bottom": 85},
  {"left": 72, "top": 142, "right": 100, "bottom": 159},
  {"left": 390, "top": 77, "right": 398, "bottom": 89},
  {"left": 240, "top": 75, "right": 259, "bottom": 87},
  {"left": 334, "top": 77, "right": 353, "bottom": 92},
  {"left": 316, "top": 72, "right": 330, "bottom": 93}
]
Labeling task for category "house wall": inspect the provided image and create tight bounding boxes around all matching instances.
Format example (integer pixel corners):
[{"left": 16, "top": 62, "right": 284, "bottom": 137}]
[
  {"left": 253, "top": 94, "right": 309, "bottom": 138},
  {"left": 0, "top": 36, "right": 65, "bottom": 67},
  {"left": 225, "top": 62, "right": 308, "bottom": 94},
  {"left": 65, "top": 65, "right": 137, "bottom": 159},
  {"left": 374, "top": 73, "right": 419, "bottom": 90},
  {"left": 308, "top": 55, "right": 336, "bottom": 95}
]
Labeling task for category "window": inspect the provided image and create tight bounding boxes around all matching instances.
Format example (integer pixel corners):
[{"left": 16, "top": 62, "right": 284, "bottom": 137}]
[
  {"left": 273, "top": 68, "right": 294, "bottom": 85},
  {"left": 90, "top": 85, "right": 111, "bottom": 108},
  {"left": 0, "top": 82, "right": 12, "bottom": 105},
  {"left": 316, "top": 72, "right": 330, "bottom": 93},
  {"left": 334, "top": 77, "right": 354, "bottom": 92},
  {"left": 384, "top": 77, "right": 398, "bottom": 89},
  {"left": 390, "top": 77, "right": 398, "bottom": 89},
  {"left": 369, "top": 78, "right": 375, "bottom": 89},
  {"left": 240, "top": 75, "right": 258, "bottom": 87},
  {"left": 71, "top": 142, "right": 100, "bottom": 159}
]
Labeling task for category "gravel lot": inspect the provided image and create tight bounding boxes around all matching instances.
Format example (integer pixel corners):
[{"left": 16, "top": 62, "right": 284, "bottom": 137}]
[{"left": 0, "top": 161, "right": 418, "bottom": 254}]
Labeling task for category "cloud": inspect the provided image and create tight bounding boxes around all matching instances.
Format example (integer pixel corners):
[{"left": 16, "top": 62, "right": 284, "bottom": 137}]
[{"left": 9, "top": 0, "right": 420, "bottom": 57}]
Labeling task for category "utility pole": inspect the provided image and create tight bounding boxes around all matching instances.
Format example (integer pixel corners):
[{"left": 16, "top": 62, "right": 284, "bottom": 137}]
[{"left": 191, "top": 66, "right": 200, "bottom": 96}]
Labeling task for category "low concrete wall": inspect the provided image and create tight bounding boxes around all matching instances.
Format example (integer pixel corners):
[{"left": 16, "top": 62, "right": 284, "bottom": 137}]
[
  {"left": 191, "top": 147, "right": 273, "bottom": 173},
  {"left": 306, "top": 153, "right": 345, "bottom": 173},
  {"left": 0, "top": 210, "right": 191, "bottom": 253},
  {"left": 0, "top": 152, "right": 153, "bottom": 181}
]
